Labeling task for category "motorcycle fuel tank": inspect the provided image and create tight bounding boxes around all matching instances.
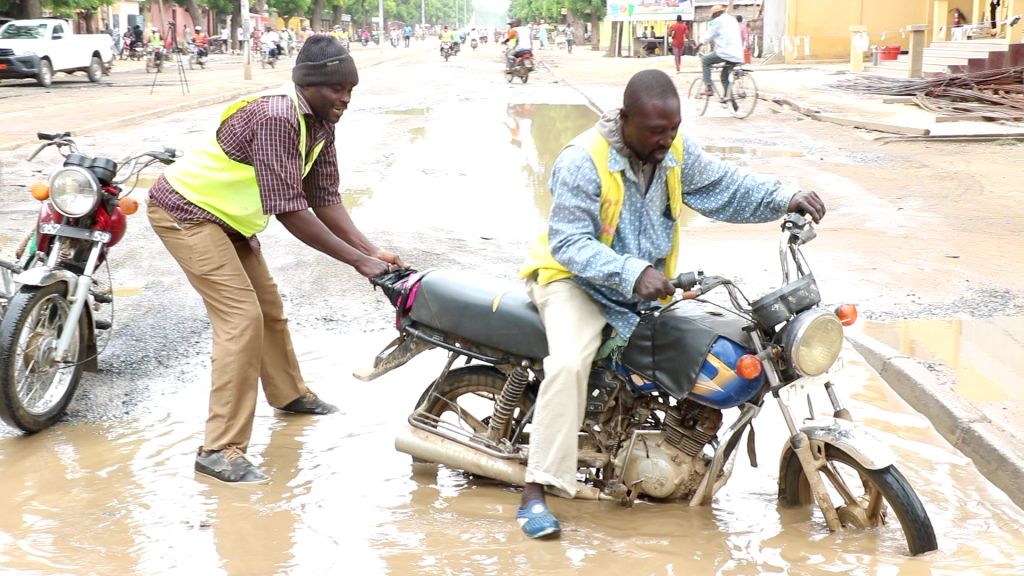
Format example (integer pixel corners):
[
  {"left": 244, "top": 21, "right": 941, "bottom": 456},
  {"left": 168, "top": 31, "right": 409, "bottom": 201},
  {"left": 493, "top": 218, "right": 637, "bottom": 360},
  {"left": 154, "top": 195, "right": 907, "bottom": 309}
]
[
  {"left": 625, "top": 335, "right": 763, "bottom": 410},
  {"left": 689, "top": 336, "right": 764, "bottom": 409}
]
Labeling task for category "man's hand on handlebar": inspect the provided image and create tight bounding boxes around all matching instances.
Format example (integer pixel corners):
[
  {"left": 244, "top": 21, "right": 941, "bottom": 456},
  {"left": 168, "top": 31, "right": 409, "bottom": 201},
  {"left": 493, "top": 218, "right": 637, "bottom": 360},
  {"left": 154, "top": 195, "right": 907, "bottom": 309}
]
[
  {"left": 633, "top": 266, "right": 675, "bottom": 301},
  {"left": 787, "top": 190, "right": 826, "bottom": 223}
]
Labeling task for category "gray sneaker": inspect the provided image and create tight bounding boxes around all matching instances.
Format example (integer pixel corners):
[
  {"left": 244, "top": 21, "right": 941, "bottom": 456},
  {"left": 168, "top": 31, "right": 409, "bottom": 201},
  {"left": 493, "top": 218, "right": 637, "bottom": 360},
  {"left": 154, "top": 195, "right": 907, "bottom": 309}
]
[{"left": 195, "top": 446, "right": 270, "bottom": 484}]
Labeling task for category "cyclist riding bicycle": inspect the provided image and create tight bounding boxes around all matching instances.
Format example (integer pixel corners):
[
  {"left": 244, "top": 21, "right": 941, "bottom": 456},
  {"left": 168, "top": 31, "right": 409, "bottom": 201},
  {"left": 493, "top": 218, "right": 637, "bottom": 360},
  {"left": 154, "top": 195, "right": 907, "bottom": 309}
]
[{"left": 699, "top": 5, "right": 744, "bottom": 96}]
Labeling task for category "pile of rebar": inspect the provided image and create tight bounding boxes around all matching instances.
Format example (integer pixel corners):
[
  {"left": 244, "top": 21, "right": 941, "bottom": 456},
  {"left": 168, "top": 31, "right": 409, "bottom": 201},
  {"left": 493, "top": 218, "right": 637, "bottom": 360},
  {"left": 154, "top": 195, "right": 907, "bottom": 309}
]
[{"left": 834, "top": 67, "right": 1024, "bottom": 120}]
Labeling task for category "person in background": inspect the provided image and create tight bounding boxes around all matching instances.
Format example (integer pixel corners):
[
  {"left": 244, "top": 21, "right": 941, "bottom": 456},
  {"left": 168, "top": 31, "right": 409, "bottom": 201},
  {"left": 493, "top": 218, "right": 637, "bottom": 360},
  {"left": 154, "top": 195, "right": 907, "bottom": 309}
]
[
  {"left": 668, "top": 15, "right": 689, "bottom": 73},
  {"left": 698, "top": 5, "right": 743, "bottom": 96},
  {"left": 735, "top": 15, "right": 750, "bottom": 63}
]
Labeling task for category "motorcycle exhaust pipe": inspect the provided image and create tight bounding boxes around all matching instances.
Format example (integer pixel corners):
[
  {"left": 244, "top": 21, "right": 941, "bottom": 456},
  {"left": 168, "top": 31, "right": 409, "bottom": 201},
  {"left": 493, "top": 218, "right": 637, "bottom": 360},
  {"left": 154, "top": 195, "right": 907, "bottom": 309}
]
[{"left": 395, "top": 423, "right": 610, "bottom": 500}]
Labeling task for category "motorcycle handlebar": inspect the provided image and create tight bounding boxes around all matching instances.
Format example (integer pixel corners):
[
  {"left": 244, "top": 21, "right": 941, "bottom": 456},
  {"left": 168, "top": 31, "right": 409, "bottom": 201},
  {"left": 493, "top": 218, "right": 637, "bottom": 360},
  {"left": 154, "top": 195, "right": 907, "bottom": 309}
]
[
  {"left": 670, "top": 270, "right": 702, "bottom": 292},
  {"left": 37, "top": 131, "right": 71, "bottom": 142}
]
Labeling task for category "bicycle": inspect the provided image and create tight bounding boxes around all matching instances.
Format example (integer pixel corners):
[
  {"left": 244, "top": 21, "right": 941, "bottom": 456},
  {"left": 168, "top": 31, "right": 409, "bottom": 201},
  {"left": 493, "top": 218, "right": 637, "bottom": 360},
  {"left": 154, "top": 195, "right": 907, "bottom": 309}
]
[{"left": 687, "top": 62, "right": 758, "bottom": 119}]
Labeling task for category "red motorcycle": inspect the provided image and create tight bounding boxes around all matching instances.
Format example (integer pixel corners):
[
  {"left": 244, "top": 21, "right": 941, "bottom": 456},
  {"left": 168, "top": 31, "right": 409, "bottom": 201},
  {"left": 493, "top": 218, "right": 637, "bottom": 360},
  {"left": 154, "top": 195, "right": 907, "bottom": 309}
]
[
  {"left": 505, "top": 48, "right": 534, "bottom": 84},
  {"left": 0, "top": 132, "right": 177, "bottom": 433}
]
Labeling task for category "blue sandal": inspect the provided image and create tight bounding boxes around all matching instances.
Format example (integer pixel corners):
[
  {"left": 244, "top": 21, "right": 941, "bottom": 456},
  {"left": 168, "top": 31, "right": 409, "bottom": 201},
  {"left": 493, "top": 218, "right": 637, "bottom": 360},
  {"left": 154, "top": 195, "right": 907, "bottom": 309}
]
[{"left": 516, "top": 500, "right": 561, "bottom": 539}]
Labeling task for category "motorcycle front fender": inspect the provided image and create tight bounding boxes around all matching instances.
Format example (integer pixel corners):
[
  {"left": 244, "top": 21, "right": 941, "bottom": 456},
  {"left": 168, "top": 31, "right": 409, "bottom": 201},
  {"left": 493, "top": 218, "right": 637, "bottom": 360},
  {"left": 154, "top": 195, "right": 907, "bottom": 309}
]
[
  {"left": 14, "top": 266, "right": 78, "bottom": 293},
  {"left": 778, "top": 417, "right": 897, "bottom": 475}
]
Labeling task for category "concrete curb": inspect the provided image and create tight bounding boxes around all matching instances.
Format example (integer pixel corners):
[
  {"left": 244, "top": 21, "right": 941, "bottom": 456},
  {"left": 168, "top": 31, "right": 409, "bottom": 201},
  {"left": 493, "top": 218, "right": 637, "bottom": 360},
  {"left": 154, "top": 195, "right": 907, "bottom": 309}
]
[{"left": 847, "top": 331, "right": 1024, "bottom": 509}]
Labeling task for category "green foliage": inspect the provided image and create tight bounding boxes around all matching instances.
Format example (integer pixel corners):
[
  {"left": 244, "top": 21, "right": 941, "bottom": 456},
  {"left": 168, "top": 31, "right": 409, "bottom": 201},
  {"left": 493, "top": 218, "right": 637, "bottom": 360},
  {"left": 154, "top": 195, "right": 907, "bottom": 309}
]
[
  {"left": 508, "top": 0, "right": 603, "bottom": 23},
  {"left": 204, "top": 0, "right": 234, "bottom": 15},
  {"left": 270, "top": 0, "right": 310, "bottom": 18},
  {"left": 43, "top": 0, "right": 116, "bottom": 18}
]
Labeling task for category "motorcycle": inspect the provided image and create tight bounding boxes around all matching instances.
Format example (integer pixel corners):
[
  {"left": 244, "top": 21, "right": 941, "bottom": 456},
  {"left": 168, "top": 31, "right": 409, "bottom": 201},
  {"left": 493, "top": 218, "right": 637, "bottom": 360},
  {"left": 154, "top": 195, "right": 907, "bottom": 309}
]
[
  {"left": 0, "top": 132, "right": 178, "bottom": 433},
  {"left": 260, "top": 41, "right": 279, "bottom": 69},
  {"left": 187, "top": 40, "right": 208, "bottom": 70},
  {"left": 451, "top": 40, "right": 460, "bottom": 55},
  {"left": 360, "top": 214, "right": 938, "bottom": 556},
  {"left": 505, "top": 48, "right": 534, "bottom": 83},
  {"left": 470, "top": 38, "right": 478, "bottom": 50},
  {"left": 440, "top": 41, "right": 452, "bottom": 62},
  {"left": 144, "top": 45, "right": 164, "bottom": 73}
]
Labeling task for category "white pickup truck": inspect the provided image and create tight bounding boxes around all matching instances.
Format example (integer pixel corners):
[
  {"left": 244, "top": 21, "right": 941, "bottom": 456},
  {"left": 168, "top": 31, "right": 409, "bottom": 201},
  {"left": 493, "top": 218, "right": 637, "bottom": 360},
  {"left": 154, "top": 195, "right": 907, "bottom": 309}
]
[{"left": 0, "top": 19, "right": 114, "bottom": 87}]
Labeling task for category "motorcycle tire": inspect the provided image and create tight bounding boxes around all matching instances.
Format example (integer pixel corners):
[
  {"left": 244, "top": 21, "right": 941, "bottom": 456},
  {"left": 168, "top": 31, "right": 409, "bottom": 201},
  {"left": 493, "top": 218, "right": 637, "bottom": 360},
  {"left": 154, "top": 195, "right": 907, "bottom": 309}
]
[
  {"left": 0, "top": 283, "right": 87, "bottom": 433},
  {"left": 415, "top": 365, "right": 534, "bottom": 444},
  {"left": 444, "top": 53, "right": 449, "bottom": 62},
  {"left": 506, "top": 72, "right": 513, "bottom": 83},
  {"left": 188, "top": 56, "right": 195, "bottom": 70},
  {"left": 779, "top": 443, "right": 938, "bottom": 556},
  {"left": 520, "top": 72, "right": 529, "bottom": 84}
]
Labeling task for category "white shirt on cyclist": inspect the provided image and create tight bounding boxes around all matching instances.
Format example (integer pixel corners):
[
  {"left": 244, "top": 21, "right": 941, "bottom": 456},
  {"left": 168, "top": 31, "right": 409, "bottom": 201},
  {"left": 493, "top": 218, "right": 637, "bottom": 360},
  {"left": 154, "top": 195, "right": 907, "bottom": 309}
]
[
  {"left": 705, "top": 13, "right": 743, "bottom": 63},
  {"left": 514, "top": 25, "right": 533, "bottom": 52}
]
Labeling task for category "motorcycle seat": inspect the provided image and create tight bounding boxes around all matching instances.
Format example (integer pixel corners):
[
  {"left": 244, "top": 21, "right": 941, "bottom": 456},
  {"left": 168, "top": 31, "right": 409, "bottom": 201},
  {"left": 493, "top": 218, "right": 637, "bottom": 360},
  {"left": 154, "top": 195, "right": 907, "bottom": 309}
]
[{"left": 407, "top": 269, "right": 548, "bottom": 360}]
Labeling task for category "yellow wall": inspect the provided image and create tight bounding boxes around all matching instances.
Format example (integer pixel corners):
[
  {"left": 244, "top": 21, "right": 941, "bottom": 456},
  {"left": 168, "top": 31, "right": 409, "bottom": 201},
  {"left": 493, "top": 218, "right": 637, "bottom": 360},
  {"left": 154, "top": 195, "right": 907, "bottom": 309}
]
[{"left": 786, "top": 0, "right": 932, "bottom": 60}]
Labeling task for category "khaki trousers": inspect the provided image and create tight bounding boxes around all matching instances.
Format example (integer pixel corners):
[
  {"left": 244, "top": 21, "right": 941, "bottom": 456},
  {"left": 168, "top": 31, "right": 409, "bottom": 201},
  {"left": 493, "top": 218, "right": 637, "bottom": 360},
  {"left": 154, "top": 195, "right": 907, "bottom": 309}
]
[
  {"left": 148, "top": 204, "right": 308, "bottom": 452},
  {"left": 525, "top": 278, "right": 607, "bottom": 498}
]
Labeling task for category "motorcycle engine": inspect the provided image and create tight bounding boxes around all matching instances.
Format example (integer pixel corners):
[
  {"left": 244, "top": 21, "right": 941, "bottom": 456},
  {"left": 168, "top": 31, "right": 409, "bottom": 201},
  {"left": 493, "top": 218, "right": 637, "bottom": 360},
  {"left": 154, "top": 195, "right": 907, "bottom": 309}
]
[{"left": 615, "top": 399, "right": 723, "bottom": 500}]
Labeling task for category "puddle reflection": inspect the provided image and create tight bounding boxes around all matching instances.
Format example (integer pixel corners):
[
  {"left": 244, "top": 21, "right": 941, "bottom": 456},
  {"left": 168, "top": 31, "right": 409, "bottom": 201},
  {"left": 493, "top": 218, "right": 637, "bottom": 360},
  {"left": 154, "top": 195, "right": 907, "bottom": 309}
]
[{"left": 862, "top": 316, "right": 1024, "bottom": 402}]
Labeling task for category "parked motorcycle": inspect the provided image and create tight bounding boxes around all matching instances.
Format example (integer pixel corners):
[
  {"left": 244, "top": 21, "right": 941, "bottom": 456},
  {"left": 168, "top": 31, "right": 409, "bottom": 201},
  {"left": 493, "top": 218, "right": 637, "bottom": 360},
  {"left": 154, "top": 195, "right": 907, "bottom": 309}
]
[
  {"left": 0, "top": 132, "right": 178, "bottom": 433},
  {"left": 440, "top": 41, "right": 452, "bottom": 62},
  {"left": 505, "top": 48, "right": 534, "bottom": 83},
  {"left": 360, "top": 214, "right": 938, "bottom": 556}
]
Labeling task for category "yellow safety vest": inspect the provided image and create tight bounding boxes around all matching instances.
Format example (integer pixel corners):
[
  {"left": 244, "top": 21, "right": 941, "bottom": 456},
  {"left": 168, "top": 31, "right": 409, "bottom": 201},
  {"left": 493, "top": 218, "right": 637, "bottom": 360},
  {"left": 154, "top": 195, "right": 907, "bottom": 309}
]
[
  {"left": 519, "top": 127, "right": 684, "bottom": 288},
  {"left": 163, "top": 83, "right": 326, "bottom": 237}
]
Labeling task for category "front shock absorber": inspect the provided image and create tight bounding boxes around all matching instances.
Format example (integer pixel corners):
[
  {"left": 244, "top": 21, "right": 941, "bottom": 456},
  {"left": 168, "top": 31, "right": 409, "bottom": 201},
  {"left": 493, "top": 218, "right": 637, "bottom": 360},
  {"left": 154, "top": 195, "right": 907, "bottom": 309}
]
[{"left": 487, "top": 362, "right": 530, "bottom": 442}]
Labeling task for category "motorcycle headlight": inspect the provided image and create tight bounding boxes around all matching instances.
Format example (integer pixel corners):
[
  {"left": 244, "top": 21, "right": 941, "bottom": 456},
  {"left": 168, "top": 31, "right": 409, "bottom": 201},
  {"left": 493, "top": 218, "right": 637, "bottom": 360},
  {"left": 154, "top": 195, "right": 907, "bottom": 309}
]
[
  {"left": 49, "top": 167, "right": 100, "bottom": 218},
  {"left": 779, "top": 309, "right": 844, "bottom": 376}
]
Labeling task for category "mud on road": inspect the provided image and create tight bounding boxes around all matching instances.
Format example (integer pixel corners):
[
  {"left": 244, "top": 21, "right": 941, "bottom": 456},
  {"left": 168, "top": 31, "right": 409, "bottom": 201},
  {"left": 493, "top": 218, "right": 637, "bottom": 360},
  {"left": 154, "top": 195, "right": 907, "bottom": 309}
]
[{"left": 0, "top": 42, "right": 1023, "bottom": 574}]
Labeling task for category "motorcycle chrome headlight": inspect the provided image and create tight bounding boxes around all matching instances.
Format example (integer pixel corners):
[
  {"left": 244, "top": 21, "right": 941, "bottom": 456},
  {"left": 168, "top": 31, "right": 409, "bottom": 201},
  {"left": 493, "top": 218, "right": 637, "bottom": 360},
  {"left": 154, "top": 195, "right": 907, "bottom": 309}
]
[
  {"left": 778, "top": 309, "right": 844, "bottom": 377},
  {"left": 49, "top": 167, "right": 100, "bottom": 218}
]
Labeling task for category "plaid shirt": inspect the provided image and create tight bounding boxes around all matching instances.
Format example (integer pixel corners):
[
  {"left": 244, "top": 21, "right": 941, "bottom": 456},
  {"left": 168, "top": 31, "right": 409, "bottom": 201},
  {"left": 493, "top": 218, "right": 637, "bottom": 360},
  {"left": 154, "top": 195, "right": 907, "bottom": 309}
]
[{"left": 149, "top": 88, "right": 341, "bottom": 248}]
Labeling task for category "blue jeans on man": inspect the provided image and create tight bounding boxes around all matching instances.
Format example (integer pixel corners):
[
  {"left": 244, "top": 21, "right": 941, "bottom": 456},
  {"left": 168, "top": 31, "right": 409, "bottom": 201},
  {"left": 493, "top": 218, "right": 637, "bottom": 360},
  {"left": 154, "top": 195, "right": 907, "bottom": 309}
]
[{"left": 701, "top": 52, "right": 737, "bottom": 94}]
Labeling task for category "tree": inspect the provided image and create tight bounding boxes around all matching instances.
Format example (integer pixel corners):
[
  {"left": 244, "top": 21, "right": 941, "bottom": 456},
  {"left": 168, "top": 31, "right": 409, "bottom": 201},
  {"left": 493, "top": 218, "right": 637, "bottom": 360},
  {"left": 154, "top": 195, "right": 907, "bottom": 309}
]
[
  {"left": 1, "top": 0, "right": 43, "bottom": 19},
  {"left": 269, "top": 0, "right": 310, "bottom": 28}
]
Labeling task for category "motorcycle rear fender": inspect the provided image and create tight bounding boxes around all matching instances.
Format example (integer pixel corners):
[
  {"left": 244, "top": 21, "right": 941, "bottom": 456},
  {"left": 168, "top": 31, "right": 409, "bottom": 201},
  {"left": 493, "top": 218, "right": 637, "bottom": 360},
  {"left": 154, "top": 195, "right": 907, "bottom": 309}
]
[
  {"left": 14, "top": 267, "right": 78, "bottom": 293},
  {"left": 777, "top": 417, "right": 897, "bottom": 481},
  {"left": 353, "top": 333, "right": 434, "bottom": 382}
]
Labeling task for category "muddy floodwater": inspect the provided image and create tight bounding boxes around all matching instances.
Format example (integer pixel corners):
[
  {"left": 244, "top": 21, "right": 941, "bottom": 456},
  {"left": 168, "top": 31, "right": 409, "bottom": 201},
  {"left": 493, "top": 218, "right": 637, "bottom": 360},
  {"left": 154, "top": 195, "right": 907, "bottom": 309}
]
[
  {"left": 2, "top": 333, "right": 1024, "bottom": 575},
  {"left": 3, "top": 94, "right": 1024, "bottom": 574}
]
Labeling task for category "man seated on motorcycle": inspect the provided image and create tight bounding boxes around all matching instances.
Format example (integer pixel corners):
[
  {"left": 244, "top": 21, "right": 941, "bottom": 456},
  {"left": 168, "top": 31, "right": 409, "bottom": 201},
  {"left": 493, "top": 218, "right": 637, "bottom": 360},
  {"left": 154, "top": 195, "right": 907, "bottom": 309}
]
[
  {"left": 439, "top": 25, "right": 454, "bottom": 52},
  {"left": 515, "top": 69, "right": 825, "bottom": 539},
  {"left": 192, "top": 25, "right": 209, "bottom": 58},
  {"left": 502, "top": 18, "right": 533, "bottom": 72},
  {"left": 262, "top": 26, "right": 282, "bottom": 58},
  {"left": 147, "top": 26, "right": 164, "bottom": 61},
  {"left": 147, "top": 36, "right": 406, "bottom": 485}
]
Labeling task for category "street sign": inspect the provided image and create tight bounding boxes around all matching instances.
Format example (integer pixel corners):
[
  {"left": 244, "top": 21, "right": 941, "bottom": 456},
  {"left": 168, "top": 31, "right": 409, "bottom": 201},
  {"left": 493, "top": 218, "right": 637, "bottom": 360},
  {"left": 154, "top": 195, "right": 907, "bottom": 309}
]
[{"left": 341, "top": 14, "right": 351, "bottom": 22}]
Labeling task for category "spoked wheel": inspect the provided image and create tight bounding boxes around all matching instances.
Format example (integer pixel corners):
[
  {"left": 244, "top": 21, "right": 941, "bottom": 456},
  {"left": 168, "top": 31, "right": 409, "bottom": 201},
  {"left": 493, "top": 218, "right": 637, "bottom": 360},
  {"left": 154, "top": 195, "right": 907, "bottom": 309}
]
[
  {"left": 687, "top": 78, "right": 710, "bottom": 117},
  {"left": 0, "top": 283, "right": 87, "bottom": 433},
  {"left": 780, "top": 444, "right": 938, "bottom": 556},
  {"left": 726, "top": 70, "right": 758, "bottom": 119},
  {"left": 414, "top": 365, "right": 533, "bottom": 458}
]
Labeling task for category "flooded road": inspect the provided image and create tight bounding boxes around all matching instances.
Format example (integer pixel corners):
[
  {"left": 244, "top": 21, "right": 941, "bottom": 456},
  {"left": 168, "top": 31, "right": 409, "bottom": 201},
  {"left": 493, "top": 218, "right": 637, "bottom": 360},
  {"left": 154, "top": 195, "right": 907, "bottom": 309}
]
[
  {"left": 2, "top": 333, "right": 1024, "bottom": 574},
  {"left": 2, "top": 43, "right": 1024, "bottom": 574}
]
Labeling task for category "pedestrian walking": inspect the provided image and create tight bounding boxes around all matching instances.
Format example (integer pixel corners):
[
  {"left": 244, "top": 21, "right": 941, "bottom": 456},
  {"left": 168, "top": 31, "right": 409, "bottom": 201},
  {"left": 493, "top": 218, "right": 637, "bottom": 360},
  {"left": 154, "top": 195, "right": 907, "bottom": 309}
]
[{"left": 668, "top": 15, "right": 689, "bottom": 72}]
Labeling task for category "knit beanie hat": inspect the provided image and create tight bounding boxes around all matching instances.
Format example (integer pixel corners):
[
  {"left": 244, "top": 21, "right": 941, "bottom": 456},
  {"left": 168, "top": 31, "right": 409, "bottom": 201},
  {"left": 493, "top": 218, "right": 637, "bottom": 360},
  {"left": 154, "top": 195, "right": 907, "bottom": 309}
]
[{"left": 292, "top": 35, "right": 359, "bottom": 87}]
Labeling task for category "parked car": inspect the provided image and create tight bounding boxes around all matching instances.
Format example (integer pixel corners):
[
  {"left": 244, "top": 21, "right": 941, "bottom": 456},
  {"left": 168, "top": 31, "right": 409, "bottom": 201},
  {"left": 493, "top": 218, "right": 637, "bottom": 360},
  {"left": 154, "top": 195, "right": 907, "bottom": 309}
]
[{"left": 0, "top": 18, "right": 114, "bottom": 87}]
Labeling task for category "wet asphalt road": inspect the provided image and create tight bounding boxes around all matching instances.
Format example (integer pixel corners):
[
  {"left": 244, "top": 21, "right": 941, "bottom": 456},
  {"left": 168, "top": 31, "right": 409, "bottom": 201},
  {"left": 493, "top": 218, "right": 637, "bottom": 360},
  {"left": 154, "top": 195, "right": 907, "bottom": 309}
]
[{"left": 1, "top": 40, "right": 1024, "bottom": 574}]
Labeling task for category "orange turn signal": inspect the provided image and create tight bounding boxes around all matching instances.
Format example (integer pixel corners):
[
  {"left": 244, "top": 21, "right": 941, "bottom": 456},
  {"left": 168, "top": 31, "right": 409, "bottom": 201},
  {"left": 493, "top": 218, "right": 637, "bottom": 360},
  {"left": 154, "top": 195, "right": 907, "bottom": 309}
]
[
  {"left": 835, "top": 303, "right": 858, "bottom": 326},
  {"left": 736, "top": 354, "right": 763, "bottom": 380},
  {"left": 119, "top": 197, "right": 139, "bottom": 215},
  {"left": 30, "top": 182, "right": 49, "bottom": 201}
]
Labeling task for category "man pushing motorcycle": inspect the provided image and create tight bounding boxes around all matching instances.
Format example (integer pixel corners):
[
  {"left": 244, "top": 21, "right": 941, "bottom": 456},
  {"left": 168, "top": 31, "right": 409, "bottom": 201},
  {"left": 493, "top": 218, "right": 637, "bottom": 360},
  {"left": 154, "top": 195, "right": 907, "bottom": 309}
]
[
  {"left": 516, "top": 69, "right": 825, "bottom": 538},
  {"left": 147, "top": 35, "right": 405, "bottom": 484}
]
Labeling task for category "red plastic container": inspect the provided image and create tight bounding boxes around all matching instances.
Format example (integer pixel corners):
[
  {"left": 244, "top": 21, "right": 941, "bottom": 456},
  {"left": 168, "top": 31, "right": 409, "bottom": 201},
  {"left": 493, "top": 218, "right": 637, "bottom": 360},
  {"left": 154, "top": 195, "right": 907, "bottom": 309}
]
[{"left": 879, "top": 45, "right": 901, "bottom": 61}]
